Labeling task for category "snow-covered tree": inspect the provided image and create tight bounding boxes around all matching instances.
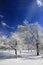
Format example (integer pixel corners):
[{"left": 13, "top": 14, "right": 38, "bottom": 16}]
[
  {"left": 9, "top": 32, "right": 23, "bottom": 56},
  {"left": 17, "top": 20, "right": 43, "bottom": 56},
  {"left": 0, "top": 35, "right": 10, "bottom": 49},
  {"left": 24, "top": 21, "right": 43, "bottom": 56}
]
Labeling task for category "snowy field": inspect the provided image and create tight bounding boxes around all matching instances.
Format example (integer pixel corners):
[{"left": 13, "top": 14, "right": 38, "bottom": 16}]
[
  {"left": 0, "top": 50, "right": 43, "bottom": 65},
  {"left": 0, "top": 58, "right": 43, "bottom": 65}
]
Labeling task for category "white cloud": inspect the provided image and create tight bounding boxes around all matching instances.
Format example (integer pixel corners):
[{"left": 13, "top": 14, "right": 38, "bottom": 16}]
[
  {"left": 36, "top": 0, "right": 43, "bottom": 7},
  {"left": 0, "top": 15, "right": 4, "bottom": 18},
  {"left": 1, "top": 22, "right": 7, "bottom": 26},
  {"left": 23, "top": 20, "right": 29, "bottom": 25},
  {"left": 1, "top": 22, "right": 15, "bottom": 29}
]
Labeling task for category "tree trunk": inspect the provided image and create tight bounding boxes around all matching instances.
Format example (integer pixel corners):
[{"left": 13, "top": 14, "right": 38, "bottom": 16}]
[
  {"left": 20, "top": 50, "right": 21, "bottom": 54},
  {"left": 36, "top": 42, "right": 39, "bottom": 56},
  {"left": 15, "top": 49, "right": 17, "bottom": 57}
]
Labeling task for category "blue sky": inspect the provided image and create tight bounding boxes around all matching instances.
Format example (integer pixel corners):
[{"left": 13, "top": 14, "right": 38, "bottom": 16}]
[{"left": 0, "top": 0, "right": 43, "bottom": 35}]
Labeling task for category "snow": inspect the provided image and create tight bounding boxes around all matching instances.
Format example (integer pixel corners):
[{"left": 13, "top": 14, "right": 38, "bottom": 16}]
[
  {"left": 0, "top": 58, "right": 43, "bottom": 65},
  {"left": 0, "top": 50, "right": 43, "bottom": 65}
]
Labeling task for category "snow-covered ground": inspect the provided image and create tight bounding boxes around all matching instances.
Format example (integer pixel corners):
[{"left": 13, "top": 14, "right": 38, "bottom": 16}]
[
  {"left": 0, "top": 58, "right": 43, "bottom": 65},
  {"left": 0, "top": 50, "right": 43, "bottom": 65}
]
